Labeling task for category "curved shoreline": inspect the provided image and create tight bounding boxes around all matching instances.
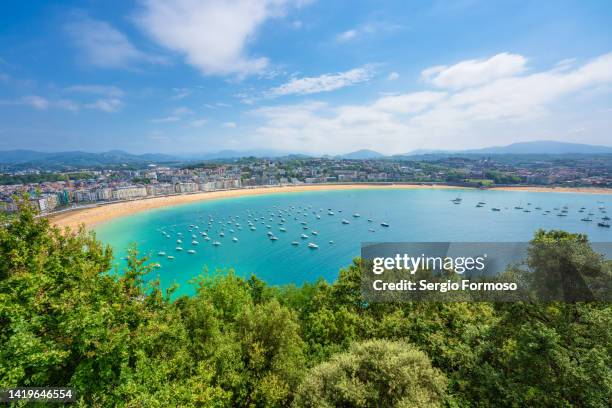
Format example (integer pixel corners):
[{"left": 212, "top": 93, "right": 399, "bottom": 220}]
[
  {"left": 48, "top": 183, "right": 612, "bottom": 230},
  {"left": 48, "top": 184, "right": 461, "bottom": 229},
  {"left": 490, "top": 186, "right": 612, "bottom": 194}
]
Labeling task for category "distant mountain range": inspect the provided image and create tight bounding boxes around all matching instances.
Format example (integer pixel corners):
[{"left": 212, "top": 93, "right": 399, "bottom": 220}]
[
  {"left": 0, "top": 149, "right": 306, "bottom": 170},
  {"left": 337, "top": 149, "right": 386, "bottom": 160},
  {"left": 1, "top": 141, "right": 611, "bottom": 170},
  {"left": 0, "top": 150, "right": 179, "bottom": 167},
  {"left": 179, "top": 149, "right": 301, "bottom": 161},
  {"left": 343, "top": 141, "right": 612, "bottom": 159},
  {"left": 402, "top": 141, "right": 612, "bottom": 156}
]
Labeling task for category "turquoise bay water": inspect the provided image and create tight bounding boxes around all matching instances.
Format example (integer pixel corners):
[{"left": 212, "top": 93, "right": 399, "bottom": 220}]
[{"left": 95, "top": 188, "right": 612, "bottom": 296}]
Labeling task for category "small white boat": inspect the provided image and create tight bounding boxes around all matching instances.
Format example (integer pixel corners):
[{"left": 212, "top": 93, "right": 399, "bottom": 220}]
[
  {"left": 176, "top": 247, "right": 183, "bottom": 251},
  {"left": 212, "top": 241, "right": 221, "bottom": 246},
  {"left": 270, "top": 236, "right": 278, "bottom": 241},
  {"left": 167, "top": 255, "right": 175, "bottom": 260},
  {"left": 219, "top": 232, "right": 225, "bottom": 237},
  {"left": 279, "top": 227, "right": 287, "bottom": 232},
  {"left": 153, "top": 263, "right": 161, "bottom": 268},
  {"left": 157, "top": 251, "right": 166, "bottom": 256},
  {"left": 300, "top": 234, "right": 309, "bottom": 239},
  {"left": 311, "top": 231, "right": 318, "bottom": 235},
  {"left": 380, "top": 222, "right": 389, "bottom": 227},
  {"left": 232, "top": 237, "right": 238, "bottom": 242},
  {"left": 177, "top": 239, "right": 183, "bottom": 244},
  {"left": 291, "top": 241, "right": 299, "bottom": 246},
  {"left": 308, "top": 243, "right": 319, "bottom": 249},
  {"left": 353, "top": 213, "right": 360, "bottom": 218},
  {"left": 187, "top": 249, "right": 196, "bottom": 254},
  {"left": 342, "top": 219, "right": 350, "bottom": 224},
  {"left": 329, "top": 240, "right": 334, "bottom": 244}
]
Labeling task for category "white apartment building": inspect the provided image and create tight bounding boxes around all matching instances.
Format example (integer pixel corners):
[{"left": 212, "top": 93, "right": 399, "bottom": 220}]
[
  {"left": 175, "top": 182, "right": 199, "bottom": 193},
  {"left": 111, "top": 186, "right": 148, "bottom": 200}
]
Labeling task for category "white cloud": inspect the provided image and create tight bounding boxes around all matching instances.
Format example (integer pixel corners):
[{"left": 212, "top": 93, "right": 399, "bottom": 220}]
[
  {"left": 190, "top": 118, "right": 208, "bottom": 127},
  {"left": 373, "top": 91, "right": 447, "bottom": 114},
  {"left": 21, "top": 95, "right": 50, "bottom": 110},
  {"left": 172, "top": 106, "right": 193, "bottom": 115},
  {"left": 65, "top": 15, "right": 165, "bottom": 68},
  {"left": 336, "top": 30, "right": 357, "bottom": 42},
  {"left": 56, "top": 99, "right": 80, "bottom": 112},
  {"left": 554, "top": 58, "right": 576, "bottom": 72},
  {"left": 150, "top": 106, "right": 192, "bottom": 123},
  {"left": 170, "top": 87, "right": 191, "bottom": 100},
  {"left": 421, "top": 52, "right": 527, "bottom": 89},
  {"left": 151, "top": 116, "right": 180, "bottom": 123},
  {"left": 85, "top": 98, "right": 123, "bottom": 112},
  {"left": 268, "top": 66, "right": 374, "bottom": 97},
  {"left": 249, "top": 52, "right": 612, "bottom": 153},
  {"left": 0, "top": 94, "right": 122, "bottom": 113},
  {"left": 66, "top": 84, "right": 125, "bottom": 98},
  {"left": 223, "top": 122, "right": 237, "bottom": 128},
  {"left": 335, "top": 22, "right": 403, "bottom": 43},
  {"left": 387, "top": 72, "right": 400, "bottom": 81},
  {"left": 135, "top": 0, "right": 310, "bottom": 76}
]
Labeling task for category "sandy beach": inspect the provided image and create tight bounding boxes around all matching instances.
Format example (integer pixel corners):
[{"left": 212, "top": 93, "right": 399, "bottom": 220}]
[
  {"left": 490, "top": 186, "right": 612, "bottom": 194},
  {"left": 48, "top": 183, "right": 612, "bottom": 230},
  {"left": 48, "top": 184, "right": 463, "bottom": 230}
]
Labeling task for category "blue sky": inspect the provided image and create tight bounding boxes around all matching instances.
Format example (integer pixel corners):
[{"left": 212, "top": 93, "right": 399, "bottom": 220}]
[{"left": 1, "top": 0, "right": 611, "bottom": 155}]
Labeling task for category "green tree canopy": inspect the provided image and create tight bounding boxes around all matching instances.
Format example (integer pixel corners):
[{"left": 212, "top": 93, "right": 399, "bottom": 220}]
[{"left": 293, "top": 339, "right": 447, "bottom": 408}]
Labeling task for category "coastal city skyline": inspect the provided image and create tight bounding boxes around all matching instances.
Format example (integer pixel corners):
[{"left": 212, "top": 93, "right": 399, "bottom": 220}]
[
  {"left": 2, "top": 0, "right": 612, "bottom": 155},
  {"left": 1, "top": 2, "right": 611, "bottom": 406}
]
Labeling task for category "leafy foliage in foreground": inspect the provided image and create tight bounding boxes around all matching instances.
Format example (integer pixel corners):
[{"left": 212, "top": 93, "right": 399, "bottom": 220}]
[
  {"left": 293, "top": 339, "right": 447, "bottom": 408},
  {"left": 0, "top": 202, "right": 610, "bottom": 407}
]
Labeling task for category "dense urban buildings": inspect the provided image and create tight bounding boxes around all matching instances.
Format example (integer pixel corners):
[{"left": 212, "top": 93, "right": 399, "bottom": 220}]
[{"left": 1, "top": 154, "right": 611, "bottom": 214}]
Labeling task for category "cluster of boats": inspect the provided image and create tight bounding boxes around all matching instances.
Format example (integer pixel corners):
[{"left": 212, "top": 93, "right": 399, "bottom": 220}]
[
  {"left": 150, "top": 204, "right": 392, "bottom": 267},
  {"left": 452, "top": 197, "right": 610, "bottom": 227}
]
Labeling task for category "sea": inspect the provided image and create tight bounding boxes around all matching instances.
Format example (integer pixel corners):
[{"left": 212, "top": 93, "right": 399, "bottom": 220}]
[{"left": 94, "top": 188, "right": 612, "bottom": 296}]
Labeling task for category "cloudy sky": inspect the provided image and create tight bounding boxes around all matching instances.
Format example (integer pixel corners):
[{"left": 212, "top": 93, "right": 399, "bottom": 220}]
[{"left": 1, "top": 0, "right": 611, "bottom": 154}]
